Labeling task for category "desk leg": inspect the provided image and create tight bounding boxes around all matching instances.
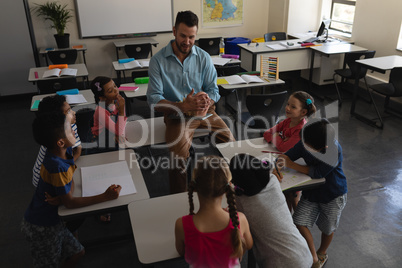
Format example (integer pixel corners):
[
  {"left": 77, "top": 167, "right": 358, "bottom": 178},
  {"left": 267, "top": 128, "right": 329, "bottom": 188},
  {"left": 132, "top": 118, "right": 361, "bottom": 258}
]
[
  {"left": 116, "top": 48, "right": 120, "bottom": 60},
  {"left": 309, "top": 50, "right": 315, "bottom": 91},
  {"left": 83, "top": 51, "right": 87, "bottom": 65}
]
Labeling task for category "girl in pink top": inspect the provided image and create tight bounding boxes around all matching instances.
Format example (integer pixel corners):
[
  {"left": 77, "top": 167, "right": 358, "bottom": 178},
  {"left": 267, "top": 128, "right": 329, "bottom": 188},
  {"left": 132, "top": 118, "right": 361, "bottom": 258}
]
[
  {"left": 264, "top": 91, "right": 316, "bottom": 153},
  {"left": 90, "top": 76, "right": 127, "bottom": 146},
  {"left": 175, "top": 156, "right": 253, "bottom": 268},
  {"left": 264, "top": 91, "right": 316, "bottom": 213}
]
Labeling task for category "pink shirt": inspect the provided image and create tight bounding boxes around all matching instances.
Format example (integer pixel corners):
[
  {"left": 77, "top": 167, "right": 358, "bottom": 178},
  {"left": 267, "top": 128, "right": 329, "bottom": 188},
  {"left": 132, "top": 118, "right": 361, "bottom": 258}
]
[
  {"left": 182, "top": 215, "right": 240, "bottom": 268},
  {"left": 91, "top": 103, "right": 127, "bottom": 137},
  {"left": 263, "top": 117, "right": 306, "bottom": 152}
]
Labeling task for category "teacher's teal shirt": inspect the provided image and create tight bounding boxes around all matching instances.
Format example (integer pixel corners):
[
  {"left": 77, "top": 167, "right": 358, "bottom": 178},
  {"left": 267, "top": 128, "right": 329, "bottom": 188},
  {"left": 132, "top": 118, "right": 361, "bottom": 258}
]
[{"left": 147, "top": 40, "right": 220, "bottom": 106}]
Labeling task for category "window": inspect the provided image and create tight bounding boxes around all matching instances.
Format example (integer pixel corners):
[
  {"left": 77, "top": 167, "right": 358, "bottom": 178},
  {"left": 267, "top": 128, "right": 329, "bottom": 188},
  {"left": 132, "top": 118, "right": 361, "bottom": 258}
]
[{"left": 330, "top": 0, "right": 356, "bottom": 34}]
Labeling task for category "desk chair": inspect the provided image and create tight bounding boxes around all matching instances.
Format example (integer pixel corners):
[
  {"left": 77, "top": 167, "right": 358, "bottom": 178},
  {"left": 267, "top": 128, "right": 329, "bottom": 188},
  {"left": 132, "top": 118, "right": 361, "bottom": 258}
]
[
  {"left": 333, "top": 51, "right": 376, "bottom": 105},
  {"left": 74, "top": 107, "right": 98, "bottom": 154},
  {"left": 264, "top": 32, "right": 287, "bottom": 42},
  {"left": 36, "top": 77, "right": 78, "bottom": 94},
  {"left": 47, "top": 49, "right": 78, "bottom": 64},
  {"left": 369, "top": 67, "right": 402, "bottom": 125},
  {"left": 198, "top": 37, "right": 221, "bottom": 55},
  {"left": 244, "top": 91, "right": 288, "bottom": 136}
]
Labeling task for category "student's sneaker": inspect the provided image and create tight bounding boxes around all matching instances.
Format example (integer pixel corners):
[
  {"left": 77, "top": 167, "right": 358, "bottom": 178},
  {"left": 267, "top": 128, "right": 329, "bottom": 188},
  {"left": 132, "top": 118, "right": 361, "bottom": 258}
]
[
  {"left": 311, "top": 252, "right": 328, "bottom": 268},
  {"left": 316, "top": 252, "right": 328, "bottom": 267}
]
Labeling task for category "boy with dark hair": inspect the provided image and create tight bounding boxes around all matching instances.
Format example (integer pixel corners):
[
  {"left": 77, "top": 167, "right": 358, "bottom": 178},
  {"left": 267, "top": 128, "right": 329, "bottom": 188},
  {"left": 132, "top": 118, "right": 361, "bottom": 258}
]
[
  {"left": 32, "top": 95, "right": 82, "bottom": 187},
  {"left": 22, "top": 112, "right": 121, "bottom": 267},
  {"left": 275, "top": 118, "right": 347, "bottom": 268},
  {"left": 229, "top": 154, "right": 313, "bottom": 268}
]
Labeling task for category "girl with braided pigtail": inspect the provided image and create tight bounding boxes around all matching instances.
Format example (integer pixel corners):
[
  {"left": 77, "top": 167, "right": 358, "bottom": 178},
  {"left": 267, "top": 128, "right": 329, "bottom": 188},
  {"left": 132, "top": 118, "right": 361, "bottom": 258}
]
[{"left": 175, "top": 155, "right": 253, "bottom": 268}]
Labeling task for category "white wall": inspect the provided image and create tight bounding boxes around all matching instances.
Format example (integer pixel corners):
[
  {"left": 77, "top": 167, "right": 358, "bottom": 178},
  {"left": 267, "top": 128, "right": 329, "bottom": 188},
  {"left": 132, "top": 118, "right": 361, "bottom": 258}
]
[{"left": 28, "top": 0, "right": 269, "bottom": 81}]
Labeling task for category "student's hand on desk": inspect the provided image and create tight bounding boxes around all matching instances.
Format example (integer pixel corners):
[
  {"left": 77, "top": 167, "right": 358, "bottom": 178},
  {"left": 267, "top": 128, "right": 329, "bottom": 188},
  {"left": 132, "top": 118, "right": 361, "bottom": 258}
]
[
  {"left": 104, "top": 184, "right": 122, "bottom": 200},
  {"left": 45, "top": 192, "right": 61, "bottom": 206},
  {"left": 276, "top": 154, "right": 291, "bottom": 168}
]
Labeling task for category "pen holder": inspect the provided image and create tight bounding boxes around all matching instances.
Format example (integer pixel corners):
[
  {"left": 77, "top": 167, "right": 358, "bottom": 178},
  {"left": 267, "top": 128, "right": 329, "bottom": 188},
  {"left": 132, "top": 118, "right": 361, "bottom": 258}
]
[
  {"left": 56, "top": 88, "right": 79, "bottom": 95},
  {"left": 221, "top": 54, "right": 240, "bottom": 59},
  {"left": 118, "top": 58, "right": 135, "bottom": 64},
  {"left": 134, "top": 77, "right": 149, "bottom": 84},
  {"left": 49, "top": 64, "right": 68, "bottom": 69}
]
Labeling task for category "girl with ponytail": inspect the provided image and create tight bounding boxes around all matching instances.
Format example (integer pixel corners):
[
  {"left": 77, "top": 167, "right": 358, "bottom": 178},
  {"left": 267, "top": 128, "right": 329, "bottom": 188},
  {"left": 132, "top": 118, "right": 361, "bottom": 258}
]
[{"left": 175, "top": 155, "right": 253, "bottom": 267}]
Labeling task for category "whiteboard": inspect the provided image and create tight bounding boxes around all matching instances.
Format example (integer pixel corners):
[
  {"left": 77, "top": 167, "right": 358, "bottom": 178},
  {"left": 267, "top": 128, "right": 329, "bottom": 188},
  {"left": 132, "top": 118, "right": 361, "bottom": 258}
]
[{"left": 75, "top": 0, "right": 173, "bottom": 38}]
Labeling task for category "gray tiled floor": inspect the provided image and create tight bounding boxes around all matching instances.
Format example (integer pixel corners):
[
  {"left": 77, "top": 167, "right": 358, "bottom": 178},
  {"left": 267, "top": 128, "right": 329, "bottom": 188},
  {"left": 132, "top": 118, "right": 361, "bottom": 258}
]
[{"left": 1, "top": 76, "right": 401, "bottom": 267}]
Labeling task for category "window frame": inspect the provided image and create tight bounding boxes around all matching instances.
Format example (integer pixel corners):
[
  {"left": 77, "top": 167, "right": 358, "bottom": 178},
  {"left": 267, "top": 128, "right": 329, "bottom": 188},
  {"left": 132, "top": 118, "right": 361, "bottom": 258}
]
[{"left": 329, "top": 0, "right": 356, "bottom": 34}]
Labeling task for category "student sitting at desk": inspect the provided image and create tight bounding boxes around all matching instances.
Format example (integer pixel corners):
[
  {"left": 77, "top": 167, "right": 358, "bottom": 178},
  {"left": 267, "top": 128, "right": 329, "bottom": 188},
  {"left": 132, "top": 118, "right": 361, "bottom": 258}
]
[
  {"left": 175, "top": 155, "right": 253, "bottom": 267},
  {"left": 90, "top": 76, "right": 127, "bottom": 149},
  {"left": 229, "top": 154, "right": 313, "bottom": 268},
  {"left": 21, "top": 112, "right": 122, "bottom": 267},
  {"left": 263, "top": 91, "right": 316, "bottom": 213},
  {"left": 32, "top": 95, "right": 82, "bottom": 188},
  {"left": 275, "top": 118, "right": 347, "bottom": 268},
  {"left": 146, "top": 10, "right": 235, "bottom": 194}
]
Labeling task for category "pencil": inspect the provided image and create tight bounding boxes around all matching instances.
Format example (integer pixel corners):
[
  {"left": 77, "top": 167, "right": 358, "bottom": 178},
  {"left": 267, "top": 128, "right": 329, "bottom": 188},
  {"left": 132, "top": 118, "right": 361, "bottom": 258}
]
[
  {"left": 274, "top": 160, "right": 280, "bottom": 175},
  {"left": 261, "top": 150, "right": 282, "bottom": 154}
]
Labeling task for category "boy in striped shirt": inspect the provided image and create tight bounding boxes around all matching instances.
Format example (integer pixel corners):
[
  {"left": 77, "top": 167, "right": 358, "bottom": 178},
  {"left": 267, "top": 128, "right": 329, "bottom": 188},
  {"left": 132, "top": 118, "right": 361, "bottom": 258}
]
[{"left": 32, "top": 95, "right": 82, "bottom": 187}]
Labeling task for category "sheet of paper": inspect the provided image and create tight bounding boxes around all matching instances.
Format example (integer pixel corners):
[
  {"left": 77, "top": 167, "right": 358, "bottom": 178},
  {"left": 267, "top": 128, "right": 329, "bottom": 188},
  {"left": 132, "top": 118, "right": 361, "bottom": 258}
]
[
  {"left": 266, "top": 44, "right": 286, "bottom": 50},
  {"left": 216, "top": 78, "right": 229, "bottom": 85},
  {"left": 241, "top": 74, "right": 264, "bottom": 83},
  {"left": 257, "top": 153, "right": 312, "bottom": 191},
  {"left": 81, "top": 161, "right": 137, "bottom": 197},
  {"left": 65, "top": 94, "right": 87, "bottom": 104},
  {"left": 211, "top": 57, "right": 232, "bottom": 66}
]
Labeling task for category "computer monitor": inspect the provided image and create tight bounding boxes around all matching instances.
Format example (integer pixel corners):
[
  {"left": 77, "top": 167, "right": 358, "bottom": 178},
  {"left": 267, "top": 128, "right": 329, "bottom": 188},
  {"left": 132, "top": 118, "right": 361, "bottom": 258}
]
[{"left": 316, "top": 21, "right": 326, "bottom": 37}]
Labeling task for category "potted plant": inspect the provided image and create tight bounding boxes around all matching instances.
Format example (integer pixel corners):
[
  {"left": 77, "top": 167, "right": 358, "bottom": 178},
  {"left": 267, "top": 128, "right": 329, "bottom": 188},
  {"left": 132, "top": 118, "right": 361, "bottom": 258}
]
[{"left": 32, "top": 1, "right": 73, "bottom": 49}]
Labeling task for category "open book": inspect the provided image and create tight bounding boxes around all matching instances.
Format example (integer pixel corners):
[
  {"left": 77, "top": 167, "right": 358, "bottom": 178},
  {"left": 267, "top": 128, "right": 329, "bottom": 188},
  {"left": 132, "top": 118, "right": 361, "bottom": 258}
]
[
  {"left": 42, "top": 68, "right": 77, "bottom": 78},
  {"left": 123, "top": 59, "right": 150, "bottom": 69},
  {"left": 217, "top": 74, "right": 265, "bottom": 85}
]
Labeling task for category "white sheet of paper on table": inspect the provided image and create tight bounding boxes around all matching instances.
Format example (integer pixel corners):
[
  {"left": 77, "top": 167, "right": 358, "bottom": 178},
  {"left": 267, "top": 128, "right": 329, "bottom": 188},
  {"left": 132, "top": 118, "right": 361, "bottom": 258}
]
[
  {"left": 257, "top": 153, "right": 312, "bottom": 191},
  {"left": 65, "top": 94, "right": 87, "bottom": 104},
  {"left": 81, "top": 161, "right": 137, "bottom": 197}
]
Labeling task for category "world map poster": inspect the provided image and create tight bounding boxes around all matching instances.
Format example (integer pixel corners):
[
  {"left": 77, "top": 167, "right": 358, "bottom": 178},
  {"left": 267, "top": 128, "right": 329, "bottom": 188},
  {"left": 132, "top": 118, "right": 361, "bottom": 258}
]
[{"left": 202, "top": 0, "right": 244, "bottom": 28}]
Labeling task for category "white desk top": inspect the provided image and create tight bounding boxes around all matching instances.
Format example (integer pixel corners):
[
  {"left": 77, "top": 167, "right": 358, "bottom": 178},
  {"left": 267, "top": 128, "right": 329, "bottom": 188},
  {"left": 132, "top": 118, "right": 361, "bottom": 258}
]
[
  {"left": 122, "top": 117, "right": 210, "bottom": 148},
  {"left": 311, "top": 44, "right": 367, "bottom": 55},
  {"left": 28, "top": 64, "right": 89, "bottom": 82},
  {"left": 58, "top": 149, "right": 149, "bottom": 217},
  {"left": 216, "top": 137, "right": 325, "bottom": 190},
  {"left": 113, "top": 38, "right": 159, "bottom": 48},
  {"left": 238, "top": 38, "right": 349, "bottom": 54},
  {"left": 128, "top": 192, "right": 227, "bottom": 264},
  {"left": 39, "top": 45, "right": 87, "bottom": 54},
  {"left": 356, "top": 55, "right": 402, "bottom": 71},
  {"left": 30, "top": 89, "right": 95, "bottom": 111},
  {"left": 219, "top": 77, "right": 285, "bottom": 90},
  {"left": 119, "top": 82, "right": 148, "bottom": 98}
]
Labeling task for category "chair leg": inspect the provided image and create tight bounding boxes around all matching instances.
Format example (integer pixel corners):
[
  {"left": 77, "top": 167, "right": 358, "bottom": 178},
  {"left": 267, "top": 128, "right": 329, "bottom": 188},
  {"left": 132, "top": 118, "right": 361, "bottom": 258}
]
[
  {"left": 333, "top": 73, "right": 342, "bottom": 106},
  {"left": 364, "top": 77, "right": 383, "bottom": 129}
]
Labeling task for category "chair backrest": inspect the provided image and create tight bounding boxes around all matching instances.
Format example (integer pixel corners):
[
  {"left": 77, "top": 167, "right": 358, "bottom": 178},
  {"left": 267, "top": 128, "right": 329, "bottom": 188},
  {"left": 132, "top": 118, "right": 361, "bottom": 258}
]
[
  {"left": 344, "top": 50, "right": 376, "bottom": 79},
  {"left": 264, "top": 32, "right": 287, "bottom": 42},
  {"left": 75, "top": 107, "right": 96, "bottom": 143},
  {"left": 36, "top": 77, "right": 78, "bottom": 94},
  {"left": 246, "top": 91, "right": 288, "bottom": 129},
  {"left": 215, "top": 65, "right": 241, "bottom": 77},
  {"left": 198, "top": 37, "right": 221, "bottom": 55},
  {"left": 389, "top": 67, "right": 402, "bottom": 96},
  {"left": 47, "top": 49, "right": 78, "bottom": 64},
  {"left": 124, "top": 44, "right": 152, "bottom": 59}
]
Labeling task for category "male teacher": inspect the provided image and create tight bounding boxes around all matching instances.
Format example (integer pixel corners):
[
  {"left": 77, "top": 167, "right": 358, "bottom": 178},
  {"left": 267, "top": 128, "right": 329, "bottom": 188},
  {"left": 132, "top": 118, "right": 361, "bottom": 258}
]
[{"left": 147, "top": 10, "right": 235, "bottom": 193}]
